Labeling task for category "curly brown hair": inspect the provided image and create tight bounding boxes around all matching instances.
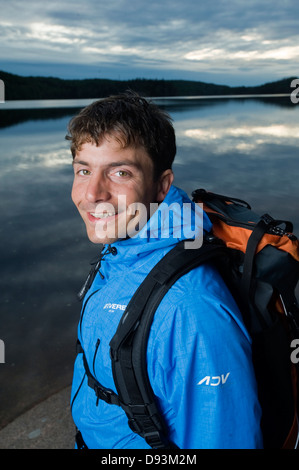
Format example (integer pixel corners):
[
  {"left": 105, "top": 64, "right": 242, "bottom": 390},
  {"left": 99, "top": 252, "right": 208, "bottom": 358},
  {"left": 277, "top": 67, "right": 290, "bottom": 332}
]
[{"left": 66, "top": 91, "right": 176, "bottom": 180}]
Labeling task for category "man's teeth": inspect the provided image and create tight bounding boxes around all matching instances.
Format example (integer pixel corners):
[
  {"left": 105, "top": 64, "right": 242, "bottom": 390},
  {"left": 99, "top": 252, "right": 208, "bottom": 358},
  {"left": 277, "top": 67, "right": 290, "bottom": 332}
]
[{"left": 91, "top": 212, "right": 115, "bottom": 219}]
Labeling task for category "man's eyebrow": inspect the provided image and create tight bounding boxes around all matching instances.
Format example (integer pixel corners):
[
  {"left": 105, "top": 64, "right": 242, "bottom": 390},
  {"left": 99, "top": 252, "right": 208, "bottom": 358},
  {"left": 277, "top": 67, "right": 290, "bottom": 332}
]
[
  {"left": 107, "top": 161, "right": 141, "bottom": 169},
  {"left": 72, "top": 159, "right": 141, "bottom": 169},
  {"left": 72, "top": 159, "right": 89, "bottom": 166}
]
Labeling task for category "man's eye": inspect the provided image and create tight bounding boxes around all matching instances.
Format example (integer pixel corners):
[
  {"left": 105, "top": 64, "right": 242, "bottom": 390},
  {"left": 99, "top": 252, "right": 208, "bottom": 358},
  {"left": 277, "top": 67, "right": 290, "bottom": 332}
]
[
  {"left": 117, "top": 170, "right": 129, "bottom": 177},
  {"left": 78, "top": 169, "right": 90, "bottom": 176}
]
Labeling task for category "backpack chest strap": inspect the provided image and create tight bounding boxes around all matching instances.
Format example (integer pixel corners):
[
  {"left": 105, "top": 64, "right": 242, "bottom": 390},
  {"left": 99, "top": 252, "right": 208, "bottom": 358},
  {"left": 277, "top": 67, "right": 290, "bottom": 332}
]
[
  {"left": 76, "top": 339, "right": 177, "bottom": 449},
  {"left": 76, "top": 339, "right": 121, "bottom": 407}
]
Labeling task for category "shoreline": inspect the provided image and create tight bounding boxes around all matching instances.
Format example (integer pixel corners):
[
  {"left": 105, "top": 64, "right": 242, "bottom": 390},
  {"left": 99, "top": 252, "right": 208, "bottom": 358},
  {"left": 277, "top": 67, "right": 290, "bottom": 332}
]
[{"left": 0, "top": 386, "right": 75, "bottom": 449}]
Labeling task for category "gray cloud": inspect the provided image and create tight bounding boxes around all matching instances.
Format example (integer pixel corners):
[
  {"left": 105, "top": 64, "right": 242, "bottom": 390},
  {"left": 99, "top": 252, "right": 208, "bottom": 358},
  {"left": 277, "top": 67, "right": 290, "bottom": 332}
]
[{"left": 1, "top": 0, "right": 299, "bottom": 85}]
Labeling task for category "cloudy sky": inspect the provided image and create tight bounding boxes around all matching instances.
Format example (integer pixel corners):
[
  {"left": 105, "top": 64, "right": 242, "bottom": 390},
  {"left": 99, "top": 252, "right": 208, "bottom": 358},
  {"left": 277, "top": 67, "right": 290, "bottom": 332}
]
[{"left": 1, "top": 0, "right": 299, "bottom": 86}]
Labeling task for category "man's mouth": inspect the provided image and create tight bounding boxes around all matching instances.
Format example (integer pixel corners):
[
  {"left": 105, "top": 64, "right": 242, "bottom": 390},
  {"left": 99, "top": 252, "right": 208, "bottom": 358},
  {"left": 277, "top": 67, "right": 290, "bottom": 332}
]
[
  {"left": 87, "top": 211, "right": 119, "bottom": 223},
  {"left": 90, "top": 212, "right": 115, "bottom": 219}
]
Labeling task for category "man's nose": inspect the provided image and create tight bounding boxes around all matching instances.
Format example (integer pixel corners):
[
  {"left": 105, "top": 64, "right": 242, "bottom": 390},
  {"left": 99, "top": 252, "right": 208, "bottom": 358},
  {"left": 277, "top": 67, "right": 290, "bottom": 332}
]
[{"left": 85, "top": 173, "right": 111, "bottom": 203}]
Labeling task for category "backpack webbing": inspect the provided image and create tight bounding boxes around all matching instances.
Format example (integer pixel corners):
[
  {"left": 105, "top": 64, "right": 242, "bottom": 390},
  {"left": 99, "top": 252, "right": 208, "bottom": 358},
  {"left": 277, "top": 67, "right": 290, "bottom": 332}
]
[
  {"left": 109, "top": 238, "right": 227, "bottom": 449},
  {"left": 77, "top": 239, "right": 227, "bottom": 449}
]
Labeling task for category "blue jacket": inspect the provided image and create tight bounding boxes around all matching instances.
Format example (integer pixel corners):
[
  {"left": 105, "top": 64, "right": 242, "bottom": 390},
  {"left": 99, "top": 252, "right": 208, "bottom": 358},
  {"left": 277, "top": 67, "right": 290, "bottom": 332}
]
[{"left": 71, "top": 185, "right": 263, "bottom": 449}]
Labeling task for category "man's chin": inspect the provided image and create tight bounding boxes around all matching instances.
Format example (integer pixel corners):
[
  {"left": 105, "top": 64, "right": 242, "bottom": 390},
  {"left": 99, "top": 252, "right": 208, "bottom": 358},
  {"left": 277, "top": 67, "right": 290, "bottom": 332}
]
[
  {"left": 84, "top": 223, "right": 120, "bottom": 245},
  {"left": 86, "top": 230, "right": 117, "bottom": 245}
]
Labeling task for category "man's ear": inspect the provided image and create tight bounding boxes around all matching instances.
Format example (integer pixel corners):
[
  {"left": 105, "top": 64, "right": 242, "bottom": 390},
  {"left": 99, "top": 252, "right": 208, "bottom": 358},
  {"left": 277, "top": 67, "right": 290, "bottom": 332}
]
[{"left": 156, "top": 169, "right": 174, "bottom": 202}]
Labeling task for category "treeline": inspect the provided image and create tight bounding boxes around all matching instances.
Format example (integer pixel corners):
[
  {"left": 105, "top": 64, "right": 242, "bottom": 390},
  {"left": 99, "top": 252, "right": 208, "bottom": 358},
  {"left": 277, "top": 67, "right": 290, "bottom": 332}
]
[{"left": 0, "top": 70, "right": 296, "bottom": 100}]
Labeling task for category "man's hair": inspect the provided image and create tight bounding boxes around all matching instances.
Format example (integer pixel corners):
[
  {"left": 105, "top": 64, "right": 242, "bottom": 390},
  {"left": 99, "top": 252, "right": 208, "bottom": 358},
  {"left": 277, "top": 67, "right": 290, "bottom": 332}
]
[{"left": 66, "top": 91, "right": 176, "bottom": 179}]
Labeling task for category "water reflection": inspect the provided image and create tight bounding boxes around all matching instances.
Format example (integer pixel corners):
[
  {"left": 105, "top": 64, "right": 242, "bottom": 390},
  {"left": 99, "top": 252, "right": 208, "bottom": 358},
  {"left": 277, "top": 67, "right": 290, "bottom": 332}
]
[
  {"left": 0, "top": 96, "right": 298, "bottom": 428},
  {"left": 170, "top": 98, "right": 299, "bottom": 235},
  {"left": 182, "top": 123, "right": 299, "bottom": 160}
]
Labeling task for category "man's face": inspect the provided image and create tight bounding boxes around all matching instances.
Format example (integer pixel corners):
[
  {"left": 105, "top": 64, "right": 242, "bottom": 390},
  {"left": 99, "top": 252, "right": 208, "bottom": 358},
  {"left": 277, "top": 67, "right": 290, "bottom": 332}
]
[{"left": 71, "top": 137, "right": 173, "bottom": 244}]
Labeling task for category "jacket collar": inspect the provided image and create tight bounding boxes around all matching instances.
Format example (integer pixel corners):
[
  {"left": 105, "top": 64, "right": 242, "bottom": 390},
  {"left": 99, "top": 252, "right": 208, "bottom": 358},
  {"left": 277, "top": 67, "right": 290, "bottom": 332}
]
[{"left": 105, "top": 185, "right": 211, "bottom": 263}]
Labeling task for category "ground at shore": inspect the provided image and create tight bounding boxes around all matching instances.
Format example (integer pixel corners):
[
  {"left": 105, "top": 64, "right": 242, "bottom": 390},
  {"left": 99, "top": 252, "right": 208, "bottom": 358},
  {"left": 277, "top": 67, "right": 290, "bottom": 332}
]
[{"left": 0, "top": 386, "right": 75, "bottom": 449}]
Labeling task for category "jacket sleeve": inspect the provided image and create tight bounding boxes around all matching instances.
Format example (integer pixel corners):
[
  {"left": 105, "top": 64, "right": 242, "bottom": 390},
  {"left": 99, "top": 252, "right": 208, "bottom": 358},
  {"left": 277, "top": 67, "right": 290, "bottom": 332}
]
[{"left": 146, "top": 265, "right": 263, "bottom": 449}]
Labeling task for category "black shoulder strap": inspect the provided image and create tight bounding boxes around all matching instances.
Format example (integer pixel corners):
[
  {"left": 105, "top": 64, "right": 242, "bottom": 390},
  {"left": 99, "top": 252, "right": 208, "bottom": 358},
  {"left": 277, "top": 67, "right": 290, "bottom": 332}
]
[{"left": 109, "top": 237, "right": 227, "bottom": 449}]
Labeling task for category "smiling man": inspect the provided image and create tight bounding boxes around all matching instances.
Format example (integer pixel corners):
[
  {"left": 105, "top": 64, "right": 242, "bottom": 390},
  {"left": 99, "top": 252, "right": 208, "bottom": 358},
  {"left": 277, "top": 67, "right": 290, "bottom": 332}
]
[
  {"left": 71, "top": 137, "right": 173, "bottom": 244},
  {"left": 66, "top": 92, "right": 262, "bottom": 449}
]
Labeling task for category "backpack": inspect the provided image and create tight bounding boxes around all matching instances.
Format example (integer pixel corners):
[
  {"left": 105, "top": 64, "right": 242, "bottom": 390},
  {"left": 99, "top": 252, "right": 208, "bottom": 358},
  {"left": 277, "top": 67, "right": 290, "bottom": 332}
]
[{"left": 76, "top": 189, "right": 299, "bottom": 449}]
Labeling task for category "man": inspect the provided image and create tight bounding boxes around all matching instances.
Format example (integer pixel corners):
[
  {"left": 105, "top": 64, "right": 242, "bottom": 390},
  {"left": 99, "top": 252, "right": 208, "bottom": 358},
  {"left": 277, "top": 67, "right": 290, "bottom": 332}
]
[{"left": 67, "top": 92, "right": 263, "bottom": 449}]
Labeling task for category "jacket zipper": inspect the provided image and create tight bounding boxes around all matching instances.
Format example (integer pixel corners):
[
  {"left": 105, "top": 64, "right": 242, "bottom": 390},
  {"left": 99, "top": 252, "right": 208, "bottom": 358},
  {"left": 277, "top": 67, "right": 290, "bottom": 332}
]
[
  {"left": 71, "top": 289, "right": 101, "bottom": 411},
  {"left": 70, "top": 371, "right": 86, "bottom": 412},
  {"left": 72, "top": 247, "right": 118, "bottom": 412},
  {"left": 92, "top": 338, "right": 101, "bottom": 376}
]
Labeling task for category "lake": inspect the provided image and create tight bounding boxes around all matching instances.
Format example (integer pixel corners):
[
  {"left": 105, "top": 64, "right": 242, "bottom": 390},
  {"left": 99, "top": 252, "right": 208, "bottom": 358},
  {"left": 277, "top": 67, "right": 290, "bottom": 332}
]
[{"left": 0, "top": 95, "right": 298, "bottom": 427}]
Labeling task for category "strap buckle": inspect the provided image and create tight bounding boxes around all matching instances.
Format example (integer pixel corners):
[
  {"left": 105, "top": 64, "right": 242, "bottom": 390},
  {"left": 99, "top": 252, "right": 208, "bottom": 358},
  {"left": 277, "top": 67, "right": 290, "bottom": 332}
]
[
  {"left": 92, "top": 381, "right": 120, "bottom": 406},
  {"left": 125, "top": 404, "right": 170, "bottom": 449},
  {"left": 128, "top": 417, "right": 166, "bottom": 448},
  {"left": 144, "top": 431, "right": 170, "bottom": 449}
]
